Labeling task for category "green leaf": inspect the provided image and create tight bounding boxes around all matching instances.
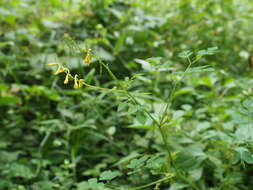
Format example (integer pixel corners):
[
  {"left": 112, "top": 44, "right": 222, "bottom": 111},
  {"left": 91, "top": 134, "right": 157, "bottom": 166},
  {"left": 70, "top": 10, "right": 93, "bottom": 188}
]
[
  {"left": 0, "top": 96, "right": 21, "bottom": 105},
  {"left": 207, "top": 46, "right": 218, "bottom": 54},
  {"left": 174, "top": 66, "right": 214, "bottom": 76},
  {"left": 242, "top": 99, "right": 253, "bottom": 109},
  {"left": 146, "top": 57, "right": 163, "bottom": 65},
  {"left": 175, "top": 152, "right": 201, "bottom": 171},
  {"left": 145, "top": 156, "right": 165, "bottom": 170},
  {"left": 136, "top": 111, "right": 147, "bottom": 124},
  {"left": 128, "top": 105, "right": 139, "bottom": 114},
  {"left": 241, "top": 151, "right": 253, "bottom": 164},
  {"left": 178, "top": 50, "right": 193, "bottom": 58},
  {"left": 77, "top": 178, "right": 105, "bottom": 190},
  {"left": 114, "top": 32, "right": 126, "bottom": 54},
  {"left": 77, "top": 181, "right": 90, "bottom": 190},
  {"left": 186, "top": 66, "right": 214, "bottom": 73},
  {"left": 189, "top": 168, "right": 203, "bottom": 181},
  {"left": 0, "top": 151, "right": 21, "bottom": 162},
  {"left": 127, "top": 125, "right": 154, "bottom": 130},
  {"left": 174, "top": 88, "right": 193, "bottom": 97},
  {"left": 99, "top": 170, "right": 121, "bottom": 181},
  {"left": 0, "top": 84, "right": 9, "bottom": 91},
  {"left": 169, "top": 183, "right": 189, "bottom": 190},
  {"left": 10, "top": 163, "right": 34, "bottom": 179},
  {"left": 127, "top": 155, "right": 149, "bottom": 169},
  {"left": 173, "top": 110, "right": 185, "bottom": 119},
  {"left": 0, "top": 41, "right": 14, "bottom": 48},
  {"left": 197, "top": 47, "right": 218, "bottom": 56},
  {"left": 115, "top": 152, "right": 140, "bottom": 166},
  {"left": 117, "top": 102, "right": 128, "bottom": 112},
  {"left": 234, "top": 147, "right": 253, "bottom": 164}
]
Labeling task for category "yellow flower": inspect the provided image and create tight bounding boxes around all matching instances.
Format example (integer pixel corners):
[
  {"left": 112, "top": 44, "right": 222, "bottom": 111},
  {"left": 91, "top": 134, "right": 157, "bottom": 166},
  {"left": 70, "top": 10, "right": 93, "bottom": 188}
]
[
  {"left": 64, "top": 74, "right": 69, "bottom": 84},
  {"left": 83, "top": 48, "right": 92, "bottom": 65},
  {"left": 47, "top": 62, "right": 59, "bottom": 66},
  {"left": 54, "top": 66, "right": 66, "bottom": 75},
  {"left": 63, "top": 69, "right": 70, "bottom": 84},
  {"left": 78, "top": 79, "right": 84, "bottom": 88},
  {"left": 73, "top": 75, "right": 79, "bottom": 89}
]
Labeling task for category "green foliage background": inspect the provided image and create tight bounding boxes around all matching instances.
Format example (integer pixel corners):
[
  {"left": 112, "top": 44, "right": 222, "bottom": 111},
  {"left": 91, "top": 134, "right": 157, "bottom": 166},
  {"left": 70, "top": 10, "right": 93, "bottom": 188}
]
[{"left": 0, "top": 0, "right": 253, "bottom": 189}]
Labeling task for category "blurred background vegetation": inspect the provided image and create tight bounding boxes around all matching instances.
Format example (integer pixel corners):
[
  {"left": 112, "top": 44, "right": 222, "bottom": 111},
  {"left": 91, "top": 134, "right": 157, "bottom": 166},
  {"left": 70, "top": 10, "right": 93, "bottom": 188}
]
[{"left": 1, "top": 0, "right": 253, "bottom": 189}]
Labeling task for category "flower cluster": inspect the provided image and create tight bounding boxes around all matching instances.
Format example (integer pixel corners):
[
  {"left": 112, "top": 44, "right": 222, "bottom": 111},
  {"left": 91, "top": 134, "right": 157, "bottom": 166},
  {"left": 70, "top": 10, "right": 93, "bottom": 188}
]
[
  {"left": 47, "top": 48, "right": 93, "bottom": 88},
  {"left": 47, "top": 62, "right": 84, "bottom": 89}
]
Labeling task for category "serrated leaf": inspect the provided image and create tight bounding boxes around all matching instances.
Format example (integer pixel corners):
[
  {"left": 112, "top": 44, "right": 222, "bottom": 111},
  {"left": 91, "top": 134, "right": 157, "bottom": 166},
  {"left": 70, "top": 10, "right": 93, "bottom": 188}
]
[
  {"left": 77, "top": 178, "right": 105, "bottom": 190},
  {"left": 127, "top": 155, "right": 149, "bottom": 169},
  {"left": 114, "top": 152, "right": 140, "bottom": 166},
  {"left": 145, "top": 156, "right": 165, "bottom": 169},
  {"left": 99, "top": 170, "right": 121, "bottom": 181}
]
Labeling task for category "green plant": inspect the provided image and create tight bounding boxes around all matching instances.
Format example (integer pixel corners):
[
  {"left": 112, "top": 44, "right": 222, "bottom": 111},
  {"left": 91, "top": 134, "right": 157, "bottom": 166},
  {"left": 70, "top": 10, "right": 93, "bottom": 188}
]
[{"left": 47, "top": 36, "right": 220, "bottom": 189}]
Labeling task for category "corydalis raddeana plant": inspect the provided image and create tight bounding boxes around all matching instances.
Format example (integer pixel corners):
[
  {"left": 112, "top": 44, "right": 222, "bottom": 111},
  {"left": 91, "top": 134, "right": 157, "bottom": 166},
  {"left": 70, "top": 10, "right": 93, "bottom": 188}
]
[
  {"left": 47, "top": 36, "right": 92, "bottom": 89},
  {"left": 47, "top": 35, "right": 218, "bottom": 190},
  {"left": 47, "top": 34, "right": 123, "bottom": 91}
]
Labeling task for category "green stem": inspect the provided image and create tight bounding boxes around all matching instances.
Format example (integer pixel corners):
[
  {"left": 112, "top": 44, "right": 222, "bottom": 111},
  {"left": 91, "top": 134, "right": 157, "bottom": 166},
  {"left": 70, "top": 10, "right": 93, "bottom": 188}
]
[
  {"left": 159, "top": 55, "right": 193, "bottom": 126},
  {"left": 86, "top": 56, "right": 200, "bottom": 190},
  {"left": 126, "top": 92, "right": 199, "bottom": 190},
  {"left": 130, "top": 176, "right": 173, "bottom": 190}
]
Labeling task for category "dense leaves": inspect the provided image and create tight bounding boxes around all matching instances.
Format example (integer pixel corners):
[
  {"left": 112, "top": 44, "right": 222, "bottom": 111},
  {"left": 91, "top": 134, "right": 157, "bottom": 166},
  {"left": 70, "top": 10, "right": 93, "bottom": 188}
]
[{"left": 1, "top": 0, "right": 253, "bottom": 189}]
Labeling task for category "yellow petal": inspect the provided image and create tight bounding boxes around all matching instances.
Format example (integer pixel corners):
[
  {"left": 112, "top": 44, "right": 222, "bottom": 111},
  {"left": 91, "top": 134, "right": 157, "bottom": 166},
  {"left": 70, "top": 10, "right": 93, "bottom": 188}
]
[
  {"left": 83, "top": 56, "right": 90, "bottom": 65},
  {"left": 64, "top": 74, "right": 69, "bottom": 84},
  {"left": 73, "top": 75, "right": 79, "bottom": 89},
  {"left": 78, "top": 79, "right": 84, "bottom": 88},
  {"left": 83, "top": 48, "right": 92, "bottom": 65},
  {"left": 54, "top": 66, "right": 65, "bottom": 75},
  {"left": 47, "top": 62, "right": 59, "bottom": 66},
  {"left": 74, "top": 83, "right": 79, "bottom": 89}
]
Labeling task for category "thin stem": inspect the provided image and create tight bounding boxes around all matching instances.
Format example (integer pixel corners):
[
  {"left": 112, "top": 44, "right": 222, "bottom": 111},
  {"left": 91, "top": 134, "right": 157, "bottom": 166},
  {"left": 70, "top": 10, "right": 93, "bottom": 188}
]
[
  {"left": 82, "top": 81, "right": 123, "bottom": 93},
  {"left": 130, "top": 175, "right": 173, "bottom": 190},
  {"left": 159, "top": 56, "right": 194, "bottom": 126}
]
